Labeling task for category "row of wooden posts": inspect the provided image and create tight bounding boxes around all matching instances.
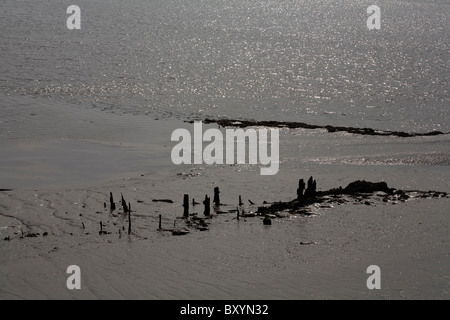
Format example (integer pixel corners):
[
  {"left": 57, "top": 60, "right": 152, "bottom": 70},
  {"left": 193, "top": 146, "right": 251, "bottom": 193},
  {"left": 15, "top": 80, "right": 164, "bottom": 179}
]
[
  {"left": 182, "top": 186, "right": 222, "bottom": 218},
  {"left": 105, "top": 188, "right": 224, "bottom": 235},
  {"left": 106, "top": 176, "right": 317, "bottom": 235},
  {"left": 107, "top": 192, "right": 132, "bottom": 235},
  {"left": 164, "top": 186, "right": 244, "bottom": 230},
  {"left": 297, "top": 176, "right": 317, "bottom": 200}
]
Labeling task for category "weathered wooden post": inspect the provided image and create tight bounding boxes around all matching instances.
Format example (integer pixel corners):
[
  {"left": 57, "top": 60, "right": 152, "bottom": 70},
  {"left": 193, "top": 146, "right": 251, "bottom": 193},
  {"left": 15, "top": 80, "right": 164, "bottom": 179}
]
[
  {"left": 297, "top": 179, "right": 305, "bottom": 200},
  {"left": 99, "top": 221, "right": 107, "bottom": 235},
  {"left": 121, "top": 193, "right": 129, "bottom": 213},
  {"left": 213, "top": 187, "right": 220, "bottom": 206},
  {"left": 239, "top": 195, "right": 243, "bottom": 206},
  {"left": 183, "top": 194, "right": 189, "bottom": 218},
  {"left": 110, "top": 192, "right": 116, "bottom": 211},
  {"left": 203, "top": 195, "right": 211, "bottom": 216},
  {"left": 158, "top": 214, "right": 162, "bottom": 230},
  {"left": 306, "top": 177, "right": 313, "bottom": 197},
  {"left": 305, "top": 176, "right": 317, "bottom": 198}
]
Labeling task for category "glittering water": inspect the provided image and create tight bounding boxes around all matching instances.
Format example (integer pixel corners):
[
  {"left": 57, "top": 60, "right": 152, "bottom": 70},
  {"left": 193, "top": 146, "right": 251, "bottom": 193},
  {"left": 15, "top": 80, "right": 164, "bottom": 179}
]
[
  {"left": 1, "top": 0, "right": 450, "bottom": 301},
  {"left": 1, "top": 0, "right": 449, "bottom": 132}
]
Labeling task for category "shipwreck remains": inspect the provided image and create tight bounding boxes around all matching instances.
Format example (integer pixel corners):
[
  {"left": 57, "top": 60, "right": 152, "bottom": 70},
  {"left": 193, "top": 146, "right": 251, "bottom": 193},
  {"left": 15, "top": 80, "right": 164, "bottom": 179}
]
[{"left": 258, "top": 178, "right": 447, "bottom": 216}]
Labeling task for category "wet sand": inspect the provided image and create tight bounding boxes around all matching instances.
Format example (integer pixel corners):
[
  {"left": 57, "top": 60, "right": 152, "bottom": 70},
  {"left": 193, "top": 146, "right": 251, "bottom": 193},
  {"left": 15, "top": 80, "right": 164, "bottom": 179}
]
[{"left": 1, "top": 96, "right": 449, "bottom": 299}]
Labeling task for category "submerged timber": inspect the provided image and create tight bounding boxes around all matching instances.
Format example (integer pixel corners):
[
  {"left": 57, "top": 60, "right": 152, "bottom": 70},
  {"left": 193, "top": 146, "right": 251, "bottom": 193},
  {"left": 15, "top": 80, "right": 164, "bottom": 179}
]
[{"left": 189, "top": 119, "right": 449, "bottom": 138}]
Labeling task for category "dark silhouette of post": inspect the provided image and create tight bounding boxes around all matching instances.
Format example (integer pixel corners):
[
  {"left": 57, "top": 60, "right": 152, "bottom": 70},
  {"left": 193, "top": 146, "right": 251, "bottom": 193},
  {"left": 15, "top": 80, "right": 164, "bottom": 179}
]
[
  {"left": 203, "top": 195, "right": 211, "bottom": 216},
  {"left": 158, "top": 214, "right": 162, "bottom": 230},
  {"left": 121, "top": 193, "right": 129, "bottom": 213},
  {"left": 183, "top": 194, "right": 189, "bottom": 218},
  {"left": 110, "top": 192, "right": 116, "bottom": 211},
  {"left": 307, "top": 177, "right": 313, "bottom": 196},
  {"left": 99, "top": 221, "right": 107, "bottom": 235},
  {"left": 239, "top": 195, "right": 243, "bottom": 206},
  {"left": 297, "top": 179, "right": 305, "bottom": 200},
  {"left": 305, "top": 176, "right": 317, "bottom": 198},
  {"left": 213, "top": 187, "right": 220, "bottom": 206}
]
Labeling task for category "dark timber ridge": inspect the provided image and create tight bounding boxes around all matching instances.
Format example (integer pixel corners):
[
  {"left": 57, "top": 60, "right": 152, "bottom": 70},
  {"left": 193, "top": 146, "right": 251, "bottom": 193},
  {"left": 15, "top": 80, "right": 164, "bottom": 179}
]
[
  {"left": 187, "top": 119, "right": 449, "bottom": 138},
  {"left": 152, "top": 199, "right": 174, "bottom": 203},
  {"left": 257, "top": 179, "right": 448, "bottom": 216}
]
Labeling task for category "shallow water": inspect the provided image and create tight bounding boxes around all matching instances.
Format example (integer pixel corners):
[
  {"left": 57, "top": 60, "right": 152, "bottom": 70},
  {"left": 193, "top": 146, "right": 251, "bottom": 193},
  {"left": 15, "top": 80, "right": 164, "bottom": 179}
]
[
  {"left": 1, "top": 164, "right": 449, "bottom": 299},
  {"left": 1, "top": 0, "right": 449, "bottom": 132},
  {"left": 0, "top": 96, "right": 449, "bottom": 299},
  {"left": 0, "top": 0, "right": 449, "bottom": 300}
]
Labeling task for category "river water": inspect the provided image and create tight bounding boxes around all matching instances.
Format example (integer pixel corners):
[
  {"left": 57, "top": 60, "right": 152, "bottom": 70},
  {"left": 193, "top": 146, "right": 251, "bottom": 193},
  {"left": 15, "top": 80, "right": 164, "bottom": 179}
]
[
  {"left": 1, "top": 0, "right": 449, "bottom": 132},
  {"left": 0, "top": 0, "right": 449, "bottom": 300}
]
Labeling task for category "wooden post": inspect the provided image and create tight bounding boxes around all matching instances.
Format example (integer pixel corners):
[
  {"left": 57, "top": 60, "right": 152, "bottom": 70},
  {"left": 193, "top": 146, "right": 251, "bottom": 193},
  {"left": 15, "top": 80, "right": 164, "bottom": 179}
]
[
  {"left": 213, "top": 187, "right": 220, "bottom": 206},
  {"left": 297, "top": 179, "right": 305, "bottom": 200},
  {"left": 305, "top": 176, "right": 317, "bottom": 198},
  {"left": 183, "top": 194, "right": 189, "bottom": 218},
  {"left": 110, "top": 192, "right": 116, "bottom": 211},
  {"left": 121, "top": 193, "right": 128, "bottom": 213},
  {"left": 239, "top": 195, "right": 243, "bottom": 206},
  {"left": 305, "top": 176, "right": 313, "bottom": 198},
  {"left": 99, "top": 221, "right": 107, "bottom": 235},
  {"left": 159, "top": 214, "right": 162, "bottom": 230},
  {"left": 203, "top": 195, "right": 211, "bottom": 216}
]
